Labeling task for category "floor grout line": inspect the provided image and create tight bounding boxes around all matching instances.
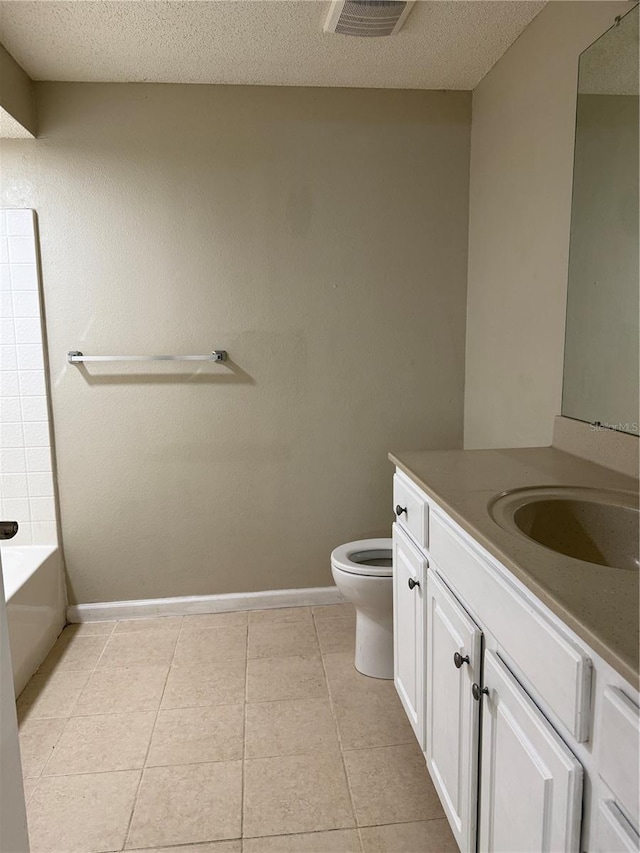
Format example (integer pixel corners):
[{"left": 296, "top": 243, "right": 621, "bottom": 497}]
[
  {"left": 120, "top": 619, "right": 178, "bottom": 852},
  {"left": 312, "top": 612, "right": 364, "bottom": 852}
]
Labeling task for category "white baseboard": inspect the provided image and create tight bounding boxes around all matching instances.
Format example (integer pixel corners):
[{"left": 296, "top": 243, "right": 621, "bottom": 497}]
[{"left": 66, "top": 585, "right": 344, "bottom": 623}]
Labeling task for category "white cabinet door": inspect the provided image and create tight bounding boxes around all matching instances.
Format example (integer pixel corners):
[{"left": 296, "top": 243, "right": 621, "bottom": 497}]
[
  {"left": 479, "top": 651, "right": 583, "bottom": 853},
  {"left": 594, "top": 800, "right": 640, "bottom": 853},
  {"left": 393, "top": 523, "right": 427, "bottom": 749},
  {"left": 426, "top": 569, "right": 482, "bottom": 853}
]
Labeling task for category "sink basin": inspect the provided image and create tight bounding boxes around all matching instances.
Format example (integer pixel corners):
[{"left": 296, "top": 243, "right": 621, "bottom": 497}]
[{"left": 488, "top": 487, "right": 640, "bottom": 571}]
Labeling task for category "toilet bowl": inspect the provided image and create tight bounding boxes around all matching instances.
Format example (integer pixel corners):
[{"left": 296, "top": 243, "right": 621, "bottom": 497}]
[{"left": 331, "top": 538, "right": 393, "bottom": 679}]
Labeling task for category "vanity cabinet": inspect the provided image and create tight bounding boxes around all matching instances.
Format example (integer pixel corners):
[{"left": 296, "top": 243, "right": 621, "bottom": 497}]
[
  {"left": 479, "top": 650, "right": 583, "bottom": 852},
  {"left": 425, "top": 569, "right": 481, "bottom": 853},
  {"left": 392, "top": 523, "right": 427, "bottom": 748},
  {"left": 391, "top": 468, "right": 640, "bottom": 853}
]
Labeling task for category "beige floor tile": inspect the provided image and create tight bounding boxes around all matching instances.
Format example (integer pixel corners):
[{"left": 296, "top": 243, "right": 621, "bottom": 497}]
[
  {"left": 246, "top": 654, "right": 327, "bottom": 703},
  {"left": 343, "top": 744, "right": 444, "bottom": 827},
  {"left": 37, "top": 635, "right": 109, "bottom": 674},
  {"left": 97, "top": 631, "right": 178, "bottom": 669},
  {"left": 248, "top": 621, "right": 319, "bottom": 660},
  {"left": 19, "top": 717, "right": 68, "bottom": 778},
  {"left": 316, "top": 619, "right": 356, "bottom": 654},
  {"left": 129, "top": 843, "right": 241, "bottom": 853},
  {"left": 245, "top": 697, "right": 339, "bottom": 759},
  {"left": 126, "top": 761, "right": 242, "bottom": 848},
  {"left": 312, "top": 604, "right": 355, "bottom": 622},
  {"left": 173, "top": 625, "right": 248, "bottom": 667},
  {"left": 161, "top": 659, "right": 246, "bottom": 709},
  {"left": 147, "top": 704, "right": 244, "bottom": 766},
  {"left": 249, "top": 606, "right": 312, "bottom": 624},
  {"left": 244, "top": 829, "right": 361, "bottom": 853},
  {"left": 62, "top": 621, "right": 117, "bottom": 637},
  {"left": 183, "top": 611, "right": 249, "bottom": 629},
  {"left": 115, "top": 616, "right": 183, "bottom": 633},
  {"left": 17, "top": 670, "right": 90, "bottom": 720},
  {"left": 27, "top": 769, "right": 140, "bottom": 853},
  {"left": 359, "top": 819, "right": 458, "bottom": 852},
  {"left": 243, "top": 751, "right": 355, "bottom": 838},
  {"left": 43, "top": 710, "right": 156, "bottom": 776},
  {"left": 75, "top": 666, "right": 169, "bottom": 715},
  {"left": 324, "top": 653, "right": 413, "bottom": 750}
]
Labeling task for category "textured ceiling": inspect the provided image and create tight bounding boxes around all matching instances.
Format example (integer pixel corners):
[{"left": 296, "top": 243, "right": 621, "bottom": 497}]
[
  {"left": 0, "top": 0, "right": 546, "bottom": 90},
  {"left": 0, "top": 105, "right": 33, "bottom": 137}
]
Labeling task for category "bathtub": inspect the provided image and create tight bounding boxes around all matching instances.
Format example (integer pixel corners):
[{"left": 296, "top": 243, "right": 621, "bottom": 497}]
[{"left": 1, "top": 546, "right": 66, "bottom": 696}]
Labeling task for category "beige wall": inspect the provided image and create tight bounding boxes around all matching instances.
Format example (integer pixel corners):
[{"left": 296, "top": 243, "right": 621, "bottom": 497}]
[
  {"left": 464, "top": 1, "right": 630, "bottom": 450},
  {"left": 0, "top": 44, "right": 36, "bottom": 135},
  {"left": 0, "top": 83, "right": 470, "bottom": 604}
]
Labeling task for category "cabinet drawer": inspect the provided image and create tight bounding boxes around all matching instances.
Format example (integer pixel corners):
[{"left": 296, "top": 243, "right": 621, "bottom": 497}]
[
  {"left": 595, "top": 800, "right": 640, "bottom": 853},
  {"left": 430, "top": 511, "right": 592, "bottom": 742},
  {"left": 393, "top": 472, "right": 429, "bottom": 549},
  {"left": 596, "top": 687, "right": 640, "bottom": 826}
]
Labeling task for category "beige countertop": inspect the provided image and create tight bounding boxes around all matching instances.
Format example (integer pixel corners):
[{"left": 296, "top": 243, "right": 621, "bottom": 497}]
[{"left": 389, "top": 447, "right": 640, "bottom": 688}]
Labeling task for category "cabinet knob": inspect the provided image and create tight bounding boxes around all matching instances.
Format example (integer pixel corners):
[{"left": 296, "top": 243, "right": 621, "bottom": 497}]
[
  {"left": 408, "top": 577, "right": 420, "bottom": 590},
  {"left": 453, "top": 652, "right": 470, "bottom": 669},
  {"left": 472, "top": 683, "right": 489, "bottom": 701},
  {"left": 396, "top": 505, "right": 407, "bottom": 517}
]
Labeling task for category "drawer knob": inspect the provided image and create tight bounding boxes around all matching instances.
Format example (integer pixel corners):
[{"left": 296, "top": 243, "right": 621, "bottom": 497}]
[
  {"left": 454, "top": 652, "right": 470, "bottom": 669},
  {"left": 472, "top": 683, "right": 489, "bottom": 701},
  {"left": 396, "top": 505, "right": 407, "bottom": 517},
  {"left": 408, "top": 577, "right": 420, "bottom": 590}
]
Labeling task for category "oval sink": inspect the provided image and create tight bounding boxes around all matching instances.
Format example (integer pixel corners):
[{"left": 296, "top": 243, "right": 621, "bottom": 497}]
[{"left": 488, "top": 486, "right": 639, "bottom": 571}]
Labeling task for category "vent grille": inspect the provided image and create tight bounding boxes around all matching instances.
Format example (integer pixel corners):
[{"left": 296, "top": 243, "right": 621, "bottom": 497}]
[{"left": 325, "top": 0, "right": 414, "bottom": 38}]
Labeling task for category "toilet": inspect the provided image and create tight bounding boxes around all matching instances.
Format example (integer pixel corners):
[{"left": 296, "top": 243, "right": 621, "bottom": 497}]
[{"left": 331, "top": 538, "right": 393, "bottom": 679}]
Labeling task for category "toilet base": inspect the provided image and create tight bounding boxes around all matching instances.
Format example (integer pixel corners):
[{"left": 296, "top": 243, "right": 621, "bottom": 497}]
[{"left": 354, "top": 610, "right": 394, "bottom": 679}]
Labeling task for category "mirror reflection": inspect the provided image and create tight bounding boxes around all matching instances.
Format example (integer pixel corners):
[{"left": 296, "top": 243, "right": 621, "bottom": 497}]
[{"left": 562, "top": 5, "right": 639, "bottom": 435}]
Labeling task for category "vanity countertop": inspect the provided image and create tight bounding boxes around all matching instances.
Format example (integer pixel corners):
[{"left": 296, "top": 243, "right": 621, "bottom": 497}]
[{"left": 389, "top": 446, "right": 640, "bottom": 688}]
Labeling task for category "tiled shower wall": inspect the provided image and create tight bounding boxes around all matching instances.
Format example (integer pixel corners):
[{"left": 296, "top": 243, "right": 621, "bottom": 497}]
[{"left": 0, "top": 209, "right": 57, "bottom": 546}]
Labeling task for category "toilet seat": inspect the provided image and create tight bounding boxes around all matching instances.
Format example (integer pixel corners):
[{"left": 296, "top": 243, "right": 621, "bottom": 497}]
[{"left": 331, "top": 538, "right": 393, "bottom": 578}]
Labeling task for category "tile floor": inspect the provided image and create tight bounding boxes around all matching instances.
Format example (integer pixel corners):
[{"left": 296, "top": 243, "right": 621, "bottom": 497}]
[{"left": 17, "top": 604, "right": 457, "bottom": 853}]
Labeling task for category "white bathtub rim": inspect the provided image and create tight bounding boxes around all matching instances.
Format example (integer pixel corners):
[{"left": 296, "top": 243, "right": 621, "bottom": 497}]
[
  {"left": 67, "top": 586, "right": 344, "bottom": 622},
  {"left": 1, "top": 545, "right": 58, "bottom": 601}
]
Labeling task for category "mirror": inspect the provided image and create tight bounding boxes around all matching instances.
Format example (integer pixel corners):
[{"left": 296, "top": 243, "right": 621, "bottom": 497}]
[{"left": 562, "top": 5, "right": 639, "bottom": 435}]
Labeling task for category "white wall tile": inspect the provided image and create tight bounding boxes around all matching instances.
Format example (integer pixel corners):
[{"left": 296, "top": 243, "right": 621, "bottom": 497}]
[
  {"left": 16, "top": 344, "right": 44, "bottom": 370},
  {"left": 21, "top": 396, "right": 48, "bottom": 421},
  {"left": 1, "top": 473, "right": 28, "bottom": 497},
  {"left": 22, "top": 421, "right": 50, "bottom": 447},
  {"left": 0, "top": 448, "right": 26, "bottom": 473},
  {"left": 0, "top": 318, "right": 15, "bottom": 344},
  {"left": 4, "top": 498, "right": 30, "bottom": 521},
  {"left": 0, "top": 397, "right": 21, "bottom": 423},
  {"left": 0, "top": 238, "right": 8, "bottom": 264},
  {"left": 28, "top": 496, "right": 55, "bottom": 521},
  {"left": 12, "top": 291, "right": 40, "bottom": 318},
  {"left": 10, "top": 264, "right": 38, "bottom": 290},
  {"left": 14, "top": 317, "right": 42, "bottom": 344},
  {"left": 0, "top": 372, "right": 19, "bottom": 397},
  {"left": 8, "top": 236, "right": 36, "bottom": 264},
  {"left": 5, "top": 210, "right": 34, "bottom": 237},
  {"left": 0, "top": 265, "right": 10, "bottom": 290},
  {"left": 27, "top": 471, "right": 54, "bottom": 497},
  {"left": 32, "top": 521, "right": 56, "bottom": 545},
  {"left": 0, "top": 423, "right": 24, "bottom": 448},
  {"left": 10, "top": 521, "right": 32, "bottom": 545},
  {"left": 25, "top": 446, "right": 51, "bottom": 472},
  {"left": 0, "top": 346, "right": 18, "bottom": 371},
  {"left": 0, "top": 291, "right": 12, "bottom": 316},
  {"left": 18, "top": 371, "right": 46, "bottom": 397},
  {"left": 0, "top": 212, "right": 6, "bottom": 237}
]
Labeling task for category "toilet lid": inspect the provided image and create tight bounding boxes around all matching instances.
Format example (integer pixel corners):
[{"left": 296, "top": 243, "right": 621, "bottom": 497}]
[{"left": 331, "top": 538, "right": 393, "bottom": 577}]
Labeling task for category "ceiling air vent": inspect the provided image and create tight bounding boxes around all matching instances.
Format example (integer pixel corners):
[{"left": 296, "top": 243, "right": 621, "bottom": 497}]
[{"left": 324, "top": 0, "right": 415, "bottom": 37}]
